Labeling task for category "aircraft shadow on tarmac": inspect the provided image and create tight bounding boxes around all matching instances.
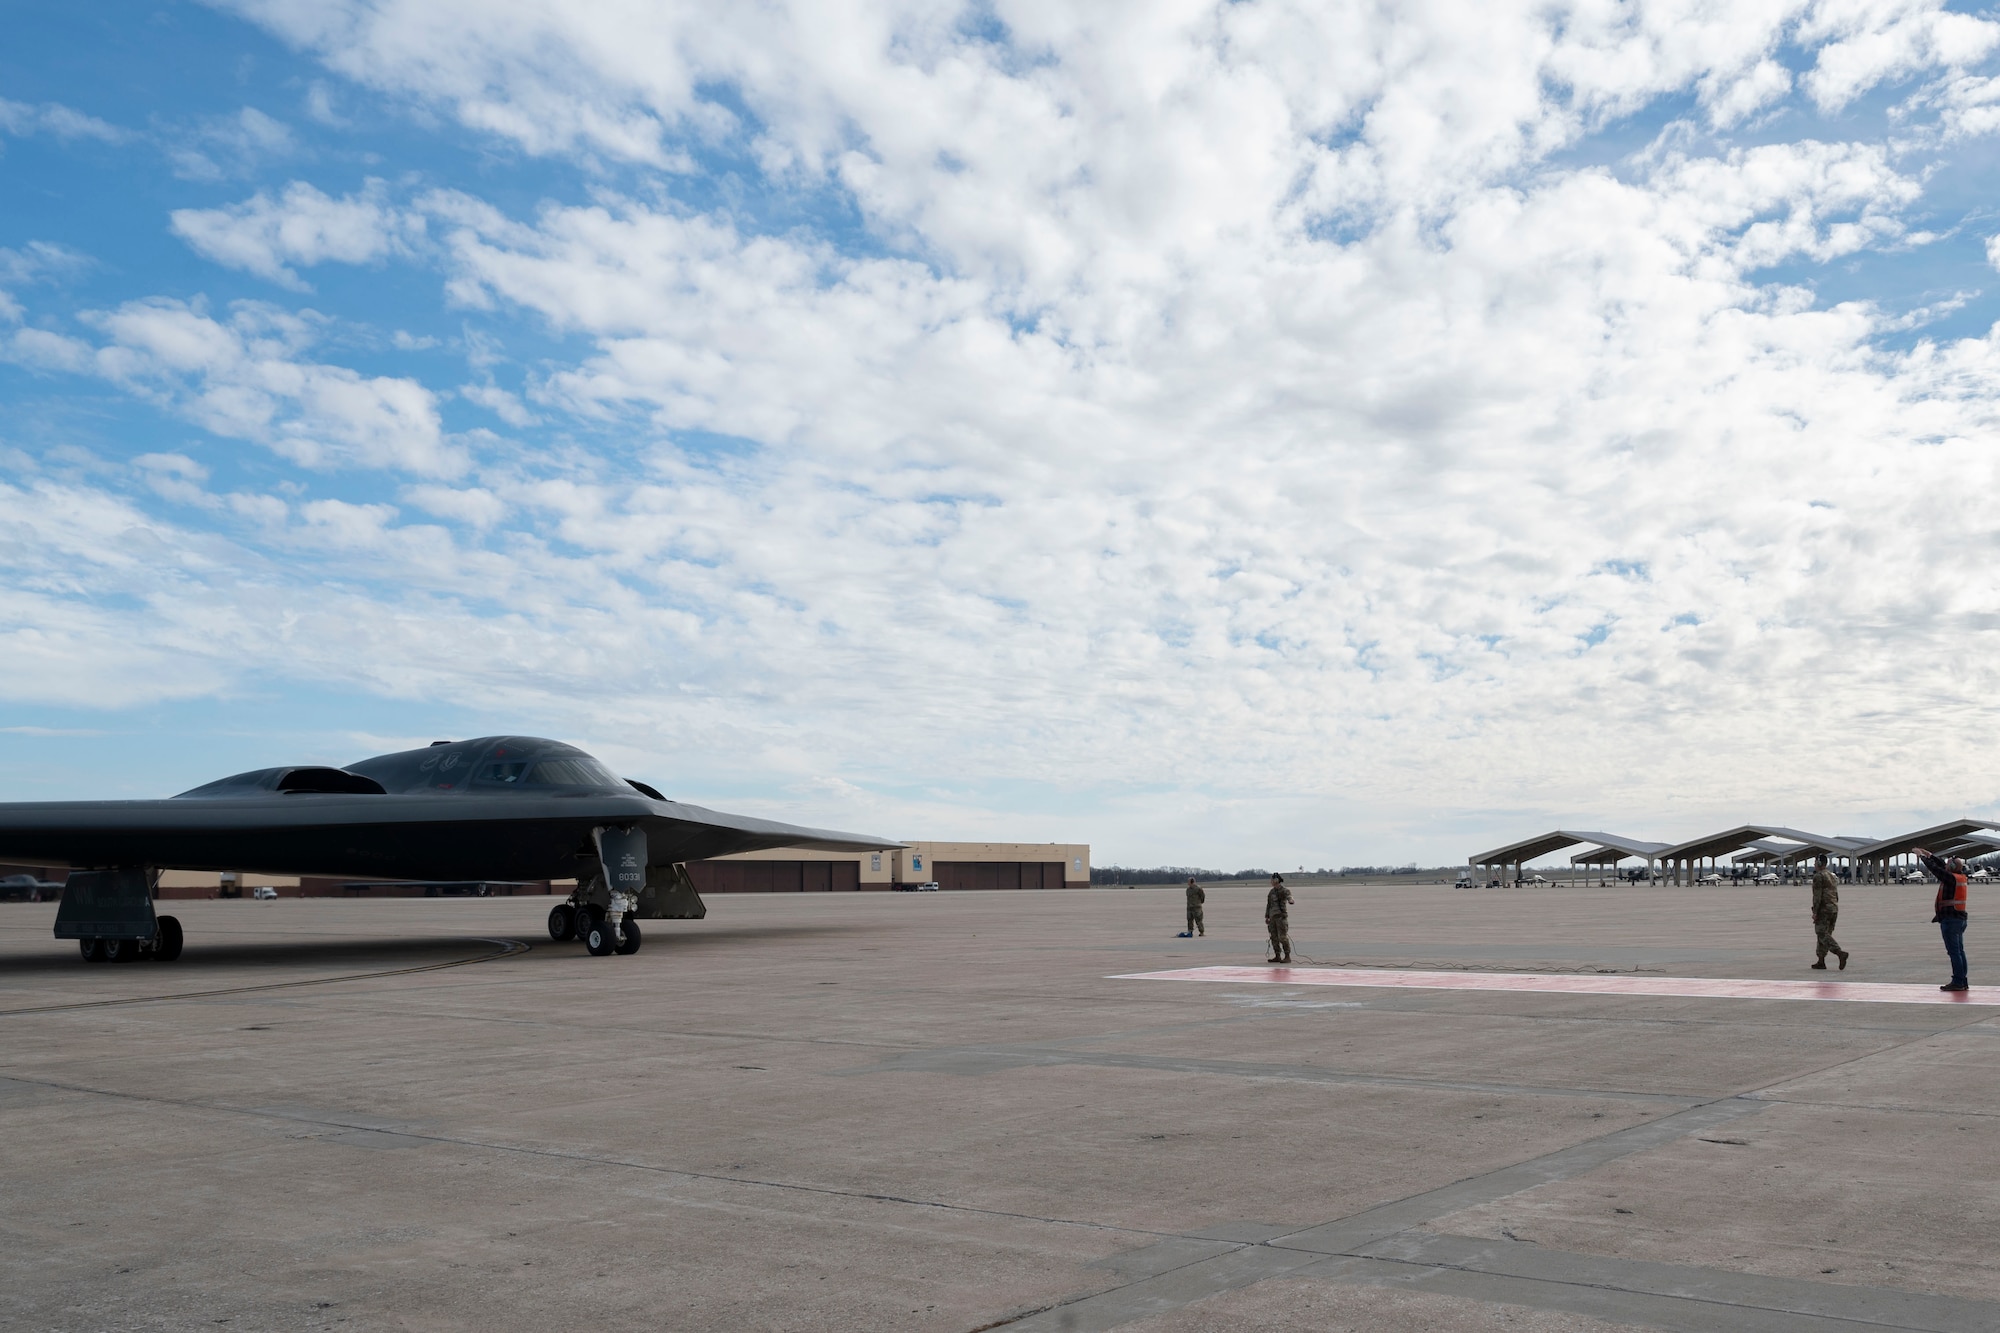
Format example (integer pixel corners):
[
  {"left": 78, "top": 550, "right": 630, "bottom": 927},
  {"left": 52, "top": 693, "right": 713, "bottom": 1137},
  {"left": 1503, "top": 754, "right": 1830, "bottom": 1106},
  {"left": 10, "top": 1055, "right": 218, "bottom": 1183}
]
[
  {"left": 1, "top": 920, "right": 873, "bottom": 977},
  {"left": 0, "top": 935, "right": 497, "bottom": 977}
]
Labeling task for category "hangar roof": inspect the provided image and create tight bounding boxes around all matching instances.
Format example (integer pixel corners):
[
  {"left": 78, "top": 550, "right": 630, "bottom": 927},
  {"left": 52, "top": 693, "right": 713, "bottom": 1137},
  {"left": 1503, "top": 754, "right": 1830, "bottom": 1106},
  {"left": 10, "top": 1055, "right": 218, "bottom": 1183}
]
[
  {"left": 1731, "top": 839, "right": 1808, "bottom": 865},
  {"left": 1570, "top": 845, "right": 1629, "bottom": 865},
  {"left": 1656, "top": 825, "right": 1863, "bottom": 862},
  {"left": 1470, "top": 830, "right": 1667, "bottom": 865},
  {"left": 1935, "top": 831, "right": 2000, "bottom": 857},
  {"left": 1852, "top": 819, "right": 1996, "bottom": 862}
]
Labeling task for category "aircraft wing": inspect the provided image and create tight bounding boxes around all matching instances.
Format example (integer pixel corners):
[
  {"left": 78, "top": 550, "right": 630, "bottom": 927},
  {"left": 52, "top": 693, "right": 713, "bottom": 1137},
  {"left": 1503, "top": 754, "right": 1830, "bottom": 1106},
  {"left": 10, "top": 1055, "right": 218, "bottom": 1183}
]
[{"left": 0, "top": 791, "right": 900, "bottom": 882}]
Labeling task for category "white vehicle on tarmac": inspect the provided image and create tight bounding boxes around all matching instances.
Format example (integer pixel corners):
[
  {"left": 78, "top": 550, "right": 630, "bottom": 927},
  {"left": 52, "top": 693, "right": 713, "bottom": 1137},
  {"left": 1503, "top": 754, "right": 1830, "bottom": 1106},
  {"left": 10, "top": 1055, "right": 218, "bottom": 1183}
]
[
  {"left": 251, "top": 886, "right": 278, "bottom": 900},
  {"left": 1754, "top": 871, "right": 1779, "bottom": 883}
]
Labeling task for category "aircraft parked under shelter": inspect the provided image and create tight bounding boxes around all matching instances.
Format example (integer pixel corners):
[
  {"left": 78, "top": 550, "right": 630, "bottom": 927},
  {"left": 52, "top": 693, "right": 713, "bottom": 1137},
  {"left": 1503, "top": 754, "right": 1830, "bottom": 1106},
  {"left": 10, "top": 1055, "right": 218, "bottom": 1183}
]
[{"left": 1471, "top": 819, "right": 1999, "bottom": 887}]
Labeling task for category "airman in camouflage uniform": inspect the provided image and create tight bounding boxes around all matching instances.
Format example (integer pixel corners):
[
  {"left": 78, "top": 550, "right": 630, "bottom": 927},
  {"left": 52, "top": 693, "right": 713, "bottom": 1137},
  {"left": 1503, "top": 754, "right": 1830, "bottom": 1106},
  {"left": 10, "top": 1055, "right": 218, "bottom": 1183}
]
[
  {"left": 1810, "top": 854, "right": 1849, "bottom": 970},
  {"left": 1185, "top": 877, "right": 1205, "bottom": 936},
  {"left": 1265, "top": 873, "right": 1293, "bottom": 964}
]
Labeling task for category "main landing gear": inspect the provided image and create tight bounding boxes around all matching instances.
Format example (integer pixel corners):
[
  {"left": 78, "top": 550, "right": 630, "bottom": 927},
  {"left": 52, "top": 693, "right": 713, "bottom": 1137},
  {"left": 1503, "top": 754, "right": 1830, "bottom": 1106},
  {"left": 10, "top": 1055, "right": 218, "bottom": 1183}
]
[
  {"left": 547, "top": 902, "right": 641, "bottom": 956},
  {"left": 78, "top": 915, "right": 183, "bottom": 964}
]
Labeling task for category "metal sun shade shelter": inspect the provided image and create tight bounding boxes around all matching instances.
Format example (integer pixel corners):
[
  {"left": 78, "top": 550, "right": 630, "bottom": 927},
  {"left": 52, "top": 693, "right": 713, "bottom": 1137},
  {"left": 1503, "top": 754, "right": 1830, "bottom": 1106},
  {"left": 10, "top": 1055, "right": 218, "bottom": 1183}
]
[
  {"left": 1940, "top": 831, "right": 2000, "bottom": 860},
  {"left": 1846, "top": 819, "right": 1999, "bottom": 882},
  {"left": 1472, "top": 817, "right": 2000, "bottom": 890},
  {"left": 1469, "top": 831, "right": 1668, "bottom": 887},
  {"left": 1730, "top": 839, "right": 1799, "bottom": 864},
  {"left": 1568, "top": 837, "right": 1676, "bottom": 884},
  {"left": 1651, "top": 825, "right": 1883, "bottom": 885},
  {"left": 1568, "top": 846, "right": 1638, "bottom": 886},
  {"left": 1729, "top": 840, "right": 1813, "bottom": 877}
]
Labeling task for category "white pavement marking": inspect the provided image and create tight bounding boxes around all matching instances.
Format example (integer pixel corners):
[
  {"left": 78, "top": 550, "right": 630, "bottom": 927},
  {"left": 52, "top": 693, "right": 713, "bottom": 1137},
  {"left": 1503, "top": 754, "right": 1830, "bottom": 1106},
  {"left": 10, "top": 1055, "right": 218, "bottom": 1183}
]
[{"left": 1112, "top": 965, "right": 2000, "bottom": 1006}]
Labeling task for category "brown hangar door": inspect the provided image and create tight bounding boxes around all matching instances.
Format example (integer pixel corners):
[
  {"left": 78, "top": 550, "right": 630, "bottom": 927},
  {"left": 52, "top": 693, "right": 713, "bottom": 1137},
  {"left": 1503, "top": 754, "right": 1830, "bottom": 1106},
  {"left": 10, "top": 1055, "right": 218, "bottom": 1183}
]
[
  {"left": 932, "top": 862, "right": 1068, "bottom": 891},
  {"left": 684, "top": 861, "right": 862, "bottom": 892}
]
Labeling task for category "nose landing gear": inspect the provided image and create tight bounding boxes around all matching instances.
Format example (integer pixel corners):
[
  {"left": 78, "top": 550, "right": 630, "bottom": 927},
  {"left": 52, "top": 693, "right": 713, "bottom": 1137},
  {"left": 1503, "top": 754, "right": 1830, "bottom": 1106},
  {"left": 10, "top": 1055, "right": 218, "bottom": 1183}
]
[
  {"left": 554, "top": 897, "right": 641, "bottom": 956},
  {"left": 576, "top": 904, "right": 640, "bottom": 955}
]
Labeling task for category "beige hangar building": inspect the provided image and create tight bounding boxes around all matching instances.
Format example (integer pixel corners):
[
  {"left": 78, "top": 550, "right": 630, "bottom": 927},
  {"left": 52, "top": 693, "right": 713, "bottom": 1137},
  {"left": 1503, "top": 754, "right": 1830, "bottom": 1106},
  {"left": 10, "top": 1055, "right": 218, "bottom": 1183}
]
[
  {"left": 95, "top": 840, "right": 1091, "bottom": 899},
  {"left": 687, "top": 841, "right": 1092, "bottom": 894}
]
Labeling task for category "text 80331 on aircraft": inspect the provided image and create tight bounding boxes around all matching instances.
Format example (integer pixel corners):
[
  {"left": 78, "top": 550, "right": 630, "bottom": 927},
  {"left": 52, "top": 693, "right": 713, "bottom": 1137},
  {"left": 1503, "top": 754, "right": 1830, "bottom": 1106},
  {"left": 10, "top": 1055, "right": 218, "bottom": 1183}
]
[{"left": 0, "top": 736, "right": 900, "bottom": 963}]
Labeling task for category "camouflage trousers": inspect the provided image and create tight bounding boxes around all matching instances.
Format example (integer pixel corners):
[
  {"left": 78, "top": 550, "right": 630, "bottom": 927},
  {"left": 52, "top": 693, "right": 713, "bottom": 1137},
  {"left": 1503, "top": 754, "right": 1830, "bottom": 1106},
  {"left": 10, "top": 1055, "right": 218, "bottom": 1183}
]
[
  {"left": 1186, "top": 906, "right": 1204, "bottom": 935},
  {"left": 1814, "top": 910, "right": 1843, "bottom": 961},
  {"left": 1267, "top": 917, "right": 1291, "bottom": 962}
]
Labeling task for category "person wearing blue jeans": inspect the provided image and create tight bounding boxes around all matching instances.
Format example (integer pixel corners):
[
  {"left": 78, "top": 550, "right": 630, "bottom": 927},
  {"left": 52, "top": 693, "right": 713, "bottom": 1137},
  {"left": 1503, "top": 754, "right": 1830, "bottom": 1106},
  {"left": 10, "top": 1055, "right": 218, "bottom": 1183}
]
[
  {"left": 1913, "top": 847, "right": 1970, "bottom": 992},
  {"left": 1940, "top": 914, "right": 1969, "bottom": 988}
]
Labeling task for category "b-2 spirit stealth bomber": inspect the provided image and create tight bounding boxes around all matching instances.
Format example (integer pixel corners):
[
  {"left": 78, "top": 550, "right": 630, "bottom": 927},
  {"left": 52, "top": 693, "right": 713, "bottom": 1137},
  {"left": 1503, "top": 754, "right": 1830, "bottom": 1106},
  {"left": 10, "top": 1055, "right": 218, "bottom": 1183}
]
[{"left": 0, "top": 735, "right": 898, "bottom": 962}]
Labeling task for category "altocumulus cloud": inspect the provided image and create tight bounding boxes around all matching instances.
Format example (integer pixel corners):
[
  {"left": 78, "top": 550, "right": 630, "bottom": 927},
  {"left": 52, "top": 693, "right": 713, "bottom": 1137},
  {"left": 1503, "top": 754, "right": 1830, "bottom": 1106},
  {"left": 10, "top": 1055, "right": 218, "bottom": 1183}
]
[
  {"left": 169, "top": 179, "right": 421, "bottom": 289},
  {"left": 5, "top": 0, "right": 2000, "bottom": 860}
]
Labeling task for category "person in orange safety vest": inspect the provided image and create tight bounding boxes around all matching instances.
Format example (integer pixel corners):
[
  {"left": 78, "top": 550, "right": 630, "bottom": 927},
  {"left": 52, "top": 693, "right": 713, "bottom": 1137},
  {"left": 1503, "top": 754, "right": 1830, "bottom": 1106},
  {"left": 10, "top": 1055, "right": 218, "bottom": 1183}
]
[{"left": 1912, "top": 846, "right": 1969, "bottom": 992}]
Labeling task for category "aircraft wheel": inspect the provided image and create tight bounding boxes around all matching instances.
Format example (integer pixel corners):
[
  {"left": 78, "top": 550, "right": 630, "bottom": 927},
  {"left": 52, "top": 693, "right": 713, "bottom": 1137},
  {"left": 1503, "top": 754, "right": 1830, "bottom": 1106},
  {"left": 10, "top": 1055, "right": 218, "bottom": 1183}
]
[
  {"left": 154, "top": 916, "right": 184, "bottom": 963},
  {"left": 78, "top": 937, "right": 105, "bottom": 963},
  {"left": 615, "top": 915, "right": 642, "bottom": 955},
  {"left": 104, "top": 937, "right": 140, "bottom": 963},
  {"left": 547, "top": 903, "right": 575, "bottom": 941},
  {"left": 583, "top": 915, "right": 616, "bottom": 956}
]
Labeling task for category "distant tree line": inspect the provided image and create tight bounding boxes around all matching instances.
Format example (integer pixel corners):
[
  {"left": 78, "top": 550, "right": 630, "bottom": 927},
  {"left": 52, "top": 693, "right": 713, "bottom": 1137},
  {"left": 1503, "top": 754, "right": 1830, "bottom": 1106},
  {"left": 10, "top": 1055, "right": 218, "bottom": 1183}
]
[{"left": 1092, "top": 866, "right": 1269, "bottom": 885}]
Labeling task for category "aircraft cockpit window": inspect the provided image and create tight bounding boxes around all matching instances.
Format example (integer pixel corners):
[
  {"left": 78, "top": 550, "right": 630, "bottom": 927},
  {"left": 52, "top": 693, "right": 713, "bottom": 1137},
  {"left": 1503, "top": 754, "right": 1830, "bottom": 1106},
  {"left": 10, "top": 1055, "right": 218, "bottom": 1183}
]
[
  {"left": 479, "top": 761, "right": 532, "bottom": 784},
  {"left": 527, "top": 757, "right": 622, "bottom": 788}
]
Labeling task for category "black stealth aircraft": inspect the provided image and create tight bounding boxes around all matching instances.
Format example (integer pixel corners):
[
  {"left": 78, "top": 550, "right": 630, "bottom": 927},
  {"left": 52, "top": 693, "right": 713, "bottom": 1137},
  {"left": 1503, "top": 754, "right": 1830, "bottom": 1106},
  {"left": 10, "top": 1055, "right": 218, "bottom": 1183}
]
[{"left": 0, "top": 735, "right": 899, "bottom": 962}]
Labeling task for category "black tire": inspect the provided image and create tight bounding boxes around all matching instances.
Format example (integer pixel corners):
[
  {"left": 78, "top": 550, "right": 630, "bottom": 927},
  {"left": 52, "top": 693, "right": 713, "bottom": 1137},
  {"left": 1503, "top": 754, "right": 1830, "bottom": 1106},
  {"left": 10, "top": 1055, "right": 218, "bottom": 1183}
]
[
  {"left": 78, "top": 937, "right": 105, "bottom": 963},
  {"left": 547, "top": 903, "right": 575, "bottom": 941},
  {"left": 584, "top": 915, "right": 615, "bottom": 956},
  {"left": 615, "top": 915, "right": 642, "bottom": 955},
  {"left": 104, "top": 937, "right": 139, "bottom": 963},
  {"left": 154, "top": 916, "right": 183, "bottom": 962}
]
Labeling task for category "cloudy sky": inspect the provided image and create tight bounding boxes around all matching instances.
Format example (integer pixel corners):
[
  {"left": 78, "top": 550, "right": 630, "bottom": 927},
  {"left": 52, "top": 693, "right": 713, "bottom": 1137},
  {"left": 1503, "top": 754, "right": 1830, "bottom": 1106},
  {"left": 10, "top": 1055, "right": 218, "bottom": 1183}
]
[{"left": 4, "top": 1, "right": 2000, "bottom": 867}]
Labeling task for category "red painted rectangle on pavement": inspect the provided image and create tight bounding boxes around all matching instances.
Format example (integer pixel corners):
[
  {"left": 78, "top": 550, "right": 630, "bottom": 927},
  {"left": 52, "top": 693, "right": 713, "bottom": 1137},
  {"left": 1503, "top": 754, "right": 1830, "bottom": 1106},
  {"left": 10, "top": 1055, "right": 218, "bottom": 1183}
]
[{"left": 1110, "top": 965, "right": 2000, "bottom": 1006}]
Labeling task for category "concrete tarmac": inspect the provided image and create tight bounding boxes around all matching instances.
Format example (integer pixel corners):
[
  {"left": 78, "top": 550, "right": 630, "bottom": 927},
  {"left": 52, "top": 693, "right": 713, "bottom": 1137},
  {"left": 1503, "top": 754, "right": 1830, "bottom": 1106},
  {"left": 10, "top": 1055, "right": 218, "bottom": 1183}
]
[{"left": 2, "top": 881, "right": 1996, "bottom": 1331}]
